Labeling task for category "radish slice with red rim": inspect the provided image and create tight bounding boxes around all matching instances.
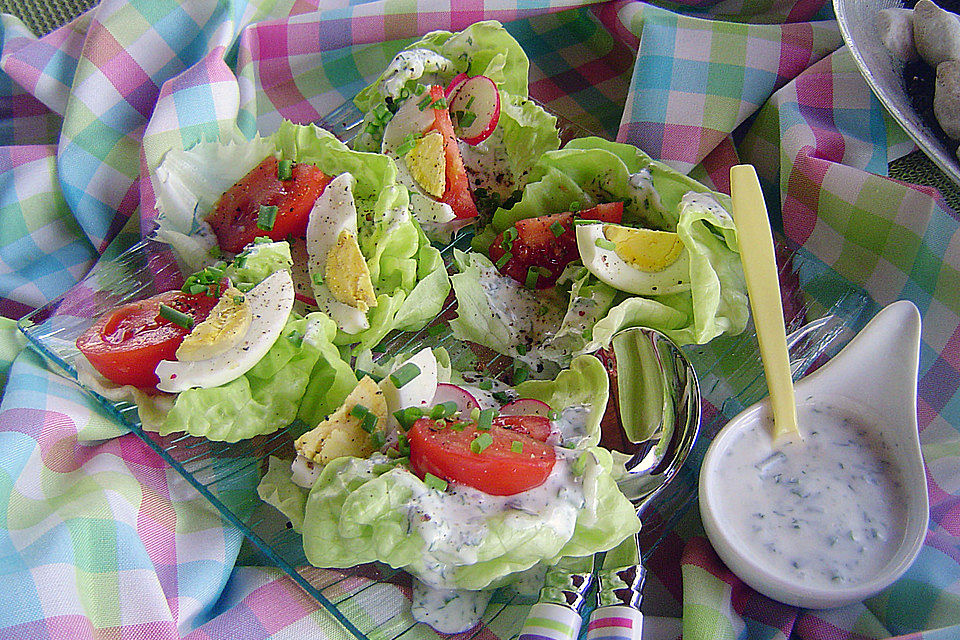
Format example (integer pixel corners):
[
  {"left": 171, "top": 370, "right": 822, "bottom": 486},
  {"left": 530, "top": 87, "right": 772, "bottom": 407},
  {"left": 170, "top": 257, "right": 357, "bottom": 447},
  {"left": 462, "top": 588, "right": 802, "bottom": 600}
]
[
  {"left": 447, "top": 75, "right": 500, "bottom": 145},
  {"left": 431, "top": 383, "right": 481, "bottom": 416},
  {"left": 444, "top": 72, "right": 469, "bottom": 97},
  {"left": 499, "top": 398, "right": 552, "bottom": 418}
]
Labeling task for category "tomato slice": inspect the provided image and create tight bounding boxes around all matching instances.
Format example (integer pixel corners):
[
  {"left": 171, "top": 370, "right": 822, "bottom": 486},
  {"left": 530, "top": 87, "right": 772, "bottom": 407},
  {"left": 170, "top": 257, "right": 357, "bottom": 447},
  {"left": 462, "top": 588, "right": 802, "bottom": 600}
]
[
  {"left": 426, "top": 85, "right": 478, "bottom": 220},
  {"left": 206, "top": 156, "right": 332, "bottom": 253},
  {"left": 76, "top": 290, "right": 218, "bottom": 389},
  {"left": 488, "top": 202, "right": 624, "bottom": 288},
  {"left": 408, "top": 415, "right": 556, "bottom": 496}
]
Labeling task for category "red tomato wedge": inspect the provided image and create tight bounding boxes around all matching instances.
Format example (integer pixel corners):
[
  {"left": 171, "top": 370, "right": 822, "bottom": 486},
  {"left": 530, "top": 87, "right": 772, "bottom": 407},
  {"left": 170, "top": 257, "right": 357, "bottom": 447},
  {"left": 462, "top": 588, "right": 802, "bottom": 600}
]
[
  {"left": 425, "top": 85, "right": 478, "bottom": 220},
  {"left": 76, "top": 290, "right": 218, "bottom": 389},
  {"left": 206, "top": 156, "right": 332, "bottom": 253},
  {"left": 488, "top": 202, "right": 623, "bottom": 289},
  {"left": 408, "top": 415, "right": 555, "bottom": 496}
]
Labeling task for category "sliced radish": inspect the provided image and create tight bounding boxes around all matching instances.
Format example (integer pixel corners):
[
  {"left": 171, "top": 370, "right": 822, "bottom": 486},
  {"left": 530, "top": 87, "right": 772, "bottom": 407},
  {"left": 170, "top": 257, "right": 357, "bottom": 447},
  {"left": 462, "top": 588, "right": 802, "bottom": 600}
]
[
  {"left": 444, "top": 72, "right": 469, "bottom": 97},
  {"left": 499, "top": 398, "right": 553, "bottom": 418},
  {"left": 431, "top": 383, "right": 481, "bottom": 416},
  {"left": 447, "top": 75, "right": 500, "bottom": 145}
]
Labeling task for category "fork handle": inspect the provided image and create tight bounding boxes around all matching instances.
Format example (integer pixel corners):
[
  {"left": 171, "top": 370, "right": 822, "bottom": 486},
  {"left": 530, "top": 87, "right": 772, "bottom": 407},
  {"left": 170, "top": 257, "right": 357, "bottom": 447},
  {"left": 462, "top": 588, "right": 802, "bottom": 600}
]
[
  {"left": 586, "top": 606, "right": 643, "bottom": 640},
  {"left": 519, "top": 603, "right": 583, "bottom": 640}
]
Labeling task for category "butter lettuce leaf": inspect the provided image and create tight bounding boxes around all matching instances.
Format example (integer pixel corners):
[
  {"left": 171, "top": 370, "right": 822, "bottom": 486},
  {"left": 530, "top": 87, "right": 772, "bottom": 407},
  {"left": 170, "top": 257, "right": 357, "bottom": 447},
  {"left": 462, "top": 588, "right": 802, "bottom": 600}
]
[
  {"left": 158, "top": 313, "right": 341, "bottom": 442},
  {"left": 257, "top": 355, "right": 639, "bottom": 591},
  {"left": 455, "top": 137, "right": 748, "bottom": 366},
  {"left": 153, "top": 120, "right": 449, "bottom": 352}
]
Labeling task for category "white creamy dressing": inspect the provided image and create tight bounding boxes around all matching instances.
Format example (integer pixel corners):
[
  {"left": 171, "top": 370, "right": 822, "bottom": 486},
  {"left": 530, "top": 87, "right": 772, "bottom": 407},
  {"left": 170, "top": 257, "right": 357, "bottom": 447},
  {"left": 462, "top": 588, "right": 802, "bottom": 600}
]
[
  {"left": 709, "top": 403, "right": 910, "bottom": 587},
  {"left": 459, "top": 129, "right": 516, "bottom": 198},
  {"left": 290, "top": 454, "right": 322, "bottom": 489},
  {"left": 476, "top": 264, "right": 566, "bottom": 364},
  {"left": 378, "top": 49, "right": 452, "bottom": 100},
  {"left": 410, "top": 580, "right": 492, "bottom": 634}
]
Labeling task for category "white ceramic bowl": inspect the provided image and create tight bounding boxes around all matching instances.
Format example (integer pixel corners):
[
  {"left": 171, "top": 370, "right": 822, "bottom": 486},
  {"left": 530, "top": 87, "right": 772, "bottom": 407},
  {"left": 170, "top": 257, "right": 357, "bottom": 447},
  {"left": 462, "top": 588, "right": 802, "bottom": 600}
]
[{"left": 699, "top": 301, "right": 929, "bottom": 608}]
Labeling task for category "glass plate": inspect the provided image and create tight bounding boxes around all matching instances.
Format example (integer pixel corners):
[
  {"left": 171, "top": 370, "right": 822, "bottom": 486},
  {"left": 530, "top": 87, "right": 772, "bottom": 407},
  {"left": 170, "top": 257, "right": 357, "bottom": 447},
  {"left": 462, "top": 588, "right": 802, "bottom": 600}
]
[
  {"left": 16, "top": 100, "right": 877, "bottom": 638},
  {"left": 835, "top": 0, "right": 960, "bottom": 186},
  {"left": 17, "top": 230, "right": 875, "bottom": 639}
]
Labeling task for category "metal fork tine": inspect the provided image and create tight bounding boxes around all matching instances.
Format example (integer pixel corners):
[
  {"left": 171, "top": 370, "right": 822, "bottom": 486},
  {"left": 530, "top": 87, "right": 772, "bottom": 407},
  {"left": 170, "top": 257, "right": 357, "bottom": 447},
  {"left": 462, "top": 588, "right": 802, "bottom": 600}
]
[{"left": 316, "top": 101, "right": 365, "bottom": 142}]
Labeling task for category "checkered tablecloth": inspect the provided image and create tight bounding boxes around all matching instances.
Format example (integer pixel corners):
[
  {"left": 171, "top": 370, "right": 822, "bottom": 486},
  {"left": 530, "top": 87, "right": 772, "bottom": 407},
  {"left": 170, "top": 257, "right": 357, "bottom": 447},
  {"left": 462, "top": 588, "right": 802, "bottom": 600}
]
[{"left": 0, "top": 0, "right": 958, "bottom": 638}]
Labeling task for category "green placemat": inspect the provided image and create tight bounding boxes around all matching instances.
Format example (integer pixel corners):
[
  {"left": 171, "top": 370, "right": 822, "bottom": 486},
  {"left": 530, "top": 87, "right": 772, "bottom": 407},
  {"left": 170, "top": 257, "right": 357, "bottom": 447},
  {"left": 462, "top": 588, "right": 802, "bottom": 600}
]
[{"left": 0, "top": 0, "right": 97, "bottom": 35}]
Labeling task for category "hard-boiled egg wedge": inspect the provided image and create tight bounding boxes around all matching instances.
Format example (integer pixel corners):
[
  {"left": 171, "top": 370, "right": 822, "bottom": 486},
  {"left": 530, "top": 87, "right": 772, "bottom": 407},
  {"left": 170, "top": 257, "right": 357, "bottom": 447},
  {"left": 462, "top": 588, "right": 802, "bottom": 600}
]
[
  {"left": 379, "top": 347, "right": 439, "bottom": 415},
  {"left": 155, "top": 269, "right": 294, "bottom": 392},
  {"left": 295, "top": 375, "right": 386, "bottom": 465},
  {"left": 176, "top": 285, "right": 251, "bottom": 361},
  {"left": 306, "top": 172, "right": 377, "bottom": 334},
  {"left": 576, "top": 223, "right": 691, "bottom": 296},
  {"left": 382, "top": 95, "right": 456, "bottom": 225}
]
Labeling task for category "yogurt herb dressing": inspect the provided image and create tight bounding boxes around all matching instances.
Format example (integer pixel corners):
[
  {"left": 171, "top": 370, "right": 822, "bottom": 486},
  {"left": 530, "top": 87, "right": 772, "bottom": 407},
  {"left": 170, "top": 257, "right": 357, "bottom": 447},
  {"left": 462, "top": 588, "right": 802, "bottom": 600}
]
[{"left": 710, "top": 403, "right": 910, "bottom": 587}]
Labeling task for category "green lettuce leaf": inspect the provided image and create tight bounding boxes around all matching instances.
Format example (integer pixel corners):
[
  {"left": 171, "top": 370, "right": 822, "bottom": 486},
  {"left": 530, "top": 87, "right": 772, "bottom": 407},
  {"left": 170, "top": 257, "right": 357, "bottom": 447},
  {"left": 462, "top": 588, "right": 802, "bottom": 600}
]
[
  {"left": 153, "top": 120, "right": 450, "bottom": 351},
  {"left": 454, "top": 137, "right": 748, "bottom": 365},
  {"left": 223, "top": 239, "right": 293, "bottom": 290},
  {"left": 257, "top": 355, "right": 639, "bottom": 591},
  {"left": 159, "top": 313, "right": 326, "bottom": 442}
]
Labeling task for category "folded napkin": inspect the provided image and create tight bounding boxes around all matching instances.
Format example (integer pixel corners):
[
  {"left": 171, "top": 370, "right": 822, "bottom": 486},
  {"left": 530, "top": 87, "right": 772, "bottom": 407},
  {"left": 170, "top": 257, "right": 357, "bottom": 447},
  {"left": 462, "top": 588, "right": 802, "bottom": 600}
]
[{"left": 0, "top": 0, "right": 957, "bottom": 638}]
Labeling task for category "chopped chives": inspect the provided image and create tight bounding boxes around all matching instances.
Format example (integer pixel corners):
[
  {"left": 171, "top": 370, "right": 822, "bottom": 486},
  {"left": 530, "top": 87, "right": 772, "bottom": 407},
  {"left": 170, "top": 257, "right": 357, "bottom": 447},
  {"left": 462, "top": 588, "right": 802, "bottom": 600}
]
[
  {"left": 477, "top": 408, "right": 495, "bottom": 431},
  {"left": 413, "top": 84, "right": 426, "bottom": 95},
  {"left": 369, "top": 431, "right": 386, "bottom": 449},
  {"left": 495, "top": 252, "right": 512, "bottom": 270},
  {"left": 158, "top": 303, "right": 194, "bottom": 330},
  {"left": 360, "top": 412, "right": 378, "bottom": 433},
  {"left": 429, "top": 404, "right": 447, "bottom": 420},
  {"left": 312, "top": 272, "right": 324, "bottom": 286},
  {"left": 469, "top": 407, "right": 481, "bottom": 422},
  {"left": 396, "top": 133, "right": 418, "bottom": 156},
  {"left": 478, "top": 379, "right": 493, "bottom": 390},
  {"left": 456, "top": 110, "right": 477, "bottom": 128},
  {"left": 465, "top": 96, "right": 476, "bottom": 109},
  {"left": 232, "top": 295, "right": 245, "bottom": 304},
  {"left": 511, "top": 441, "right": 523, "bottom": 454},
  {"left": 393, "top": 407, "right": 423, "bottom": 430},
  {"left": 471, "top": 432, "right": 494, "bottom": 454},
  {"left": 277, "top": 159, "right": 293, "bottom": 180},
  {"left": 595, "top": 237, "right": 617, "bottom": 251},
  {"left": 257, "top": 204, "right": 278, "bottom": 230},
  {"left": 430, "top": 97, "right": 447, "bottom": 109},
  {"left": 492, "top": 391, "right": 512, "bottom": 404},
  {"left": 502, "top": 227, "right": 518, "bottom": 249},
  {"left": 516, "top": 344, "right": 527, "bottom": 356},
  {"left": 572, "top": 452, "right": 589, "bottom": 476},
  {"left": 390, "top": 362, "right": 420, "bottom": 388},
  {"left": 417, "top": 95, "right": 432, "bottom": 110},
  {"left": 513, "top": 365, "right": 529, "bottom": 385},
  {"left": 350, "top": 404, "right": 371, "bottom": 421},
  {"left": 424, "top": 473, "right": 448, "bottom": 491},
  {"left": 524, "top": 267, "right": 539, "bottom": 289},
  {"left": 573, "top": 217, "right": 595, "bottom": 226},
  {"left": 449, "top": 421, "right": 466, "bottom": 431},
  {"left": 440, "top": 401, "right": 458, "bottom": 417},
  {"left": 569, "top": 201, "right": 582, "bottom": 212},
  {"left": 398, "top": 433, "right": 411, "bottom": 456},
  {"left": 188, "top": 284, "right": 207, "bottom": 295},
  {"left": 550, "top": 221, "right": 565, "bottom": 237}
]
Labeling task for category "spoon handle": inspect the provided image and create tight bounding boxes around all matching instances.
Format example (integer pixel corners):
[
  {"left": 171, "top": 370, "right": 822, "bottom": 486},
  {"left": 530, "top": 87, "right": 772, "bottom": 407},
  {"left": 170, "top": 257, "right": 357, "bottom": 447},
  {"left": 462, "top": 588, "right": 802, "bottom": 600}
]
[{"left": 729, "top": 165, "right": 799, "bottom": 439}]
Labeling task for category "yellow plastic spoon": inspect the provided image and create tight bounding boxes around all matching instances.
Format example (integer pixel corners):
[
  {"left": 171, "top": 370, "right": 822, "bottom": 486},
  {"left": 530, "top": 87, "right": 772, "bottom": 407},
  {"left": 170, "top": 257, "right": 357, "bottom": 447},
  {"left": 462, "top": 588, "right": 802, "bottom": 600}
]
[{"left": 729, "top": 164, "right": 799, "bottom": 441}]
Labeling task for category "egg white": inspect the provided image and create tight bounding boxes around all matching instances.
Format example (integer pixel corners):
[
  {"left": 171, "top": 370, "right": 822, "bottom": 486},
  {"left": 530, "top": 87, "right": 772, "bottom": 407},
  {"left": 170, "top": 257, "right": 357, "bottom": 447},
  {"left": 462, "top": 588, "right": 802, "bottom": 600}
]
[
  {"left": 576, "top": 223, "right": 691, "bottom": 296},
  {"left": 306, "top": 172, "right": 371, "bottom": 334},
  {"left": 382, "top": 96, "right": 456, "bottom": 225},
  {"left": 379, "top": 347, "right": 439, "bottom": 415},
  {"left": 155, "top": 269, "right": 295, "bottom": 392}
]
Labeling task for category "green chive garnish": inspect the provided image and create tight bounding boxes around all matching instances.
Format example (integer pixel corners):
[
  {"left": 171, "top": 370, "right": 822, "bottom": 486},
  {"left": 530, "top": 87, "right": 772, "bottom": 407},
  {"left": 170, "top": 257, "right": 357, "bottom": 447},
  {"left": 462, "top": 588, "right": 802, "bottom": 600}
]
[
  {"left": 158, "top": 303, "right": 194, "bottom": 330},
  {"left": 396, "top": 133, "right": 418, "bottom": 156},
  {"left": 511, "top": 441, "right": 523, "bottom": 454},
  {"left": 417, "top": 95, "right": 432, "bottom": 110},
  {"left": 495, "top": 252, "right": 512, "bottom": 270},
  {"left": 595, "top": 237, "right": 617, "bottom": 251},
  {"left": 311, "top": 272, "right": 324, "bottom": 286},
  {"left": 431, "top": 97, "right": 447, "bottom": 109},
  {"left": 477, "top": 408, "right": 495, "bottom": 431},
  {"left": 424, "top": 473, "right": 448, "bottom": 491},
  {"left": 390, "top": 362, "right": 421, "bottom": 388},
  {"left": 398, "top": 433, "right": 411, "bottom": 456},
  {"left": 257, "top": 204, "right": 278, "bottom": 231},
  {"left": 188, "top": 284, "right": 207, "bottom": 295},
  {"left": 478, "top": 379, "right": 493, "bottom": 390},
  {"left": 232, "top": 295, "right": 245, "bottom": 304},
  {"left": 350, "top": 404, "right": 371, "bottom": 420},
  {"left": 569, "top": 201, "right": 582, "bottom": 212},
  {"left": 277, "top": 159, "right": 293, "bottom": 180},
  {"left": 492, "top": 391, "right": 512, "bottom": 404},
  {"left": 513, "top": 365, "right": 529, "bottom": 385},
  {"left": 361, "top": 412, "right": 378, "bottom": 433},
  {"left": 456, "top": 110, "right": 477, "bottom": 128},
  {"left": 393, "top": 407, "right": 423, "bottom": 430},
  {"left": 471, "top": 432, "right": 494, "bottom": 454},
  {"left": 355, "top": 369, "right": 384, "bottom": 383},
  {"left": 413, "top": 84, "right": 426, "bottom": 95},
  {"left": 502, "top": 227, "right": 518, "bottom": 250},
  {"left": 524, "top": 267, "right": 540, "bottom": 289},
  {"left": 550, "top": 221, "right": 565, "bottom": 237},
  {"left": 516, "top": 344, "right": 527, "bottom": 356},
  {"left": 370, "top": 431, "right": 386, "bottom": 449},
  {"left": 470, "top": 407, "right": 481, "bottom": 422},
  {"left": 572, "top": 452, "right": 589, "bottom": 476},
  {"left": 429, "top": 404, "right": 446, "bottom": 420}
]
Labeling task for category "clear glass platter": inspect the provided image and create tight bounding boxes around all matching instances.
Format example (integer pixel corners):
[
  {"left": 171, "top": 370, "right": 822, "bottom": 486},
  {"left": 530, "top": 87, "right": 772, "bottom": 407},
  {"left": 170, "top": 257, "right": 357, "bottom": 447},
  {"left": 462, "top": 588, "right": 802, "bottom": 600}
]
[
  {"left": 834, "top": 0, "right": 960, "bottom": 187},
  {"left": 15, "top": 101, "right": 879, "bottom": 639}
]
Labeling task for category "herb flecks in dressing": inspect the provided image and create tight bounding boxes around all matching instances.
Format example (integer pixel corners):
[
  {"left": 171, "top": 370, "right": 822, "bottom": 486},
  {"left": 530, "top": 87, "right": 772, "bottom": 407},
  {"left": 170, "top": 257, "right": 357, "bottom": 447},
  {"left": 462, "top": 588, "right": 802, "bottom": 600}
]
[{"left": 711, "top": 403, "right": 910, "bottom": 587}]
